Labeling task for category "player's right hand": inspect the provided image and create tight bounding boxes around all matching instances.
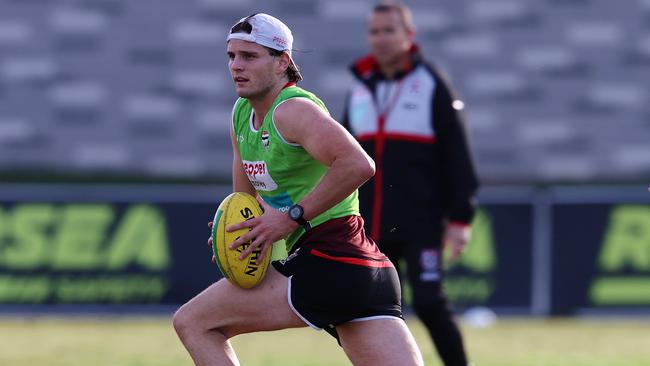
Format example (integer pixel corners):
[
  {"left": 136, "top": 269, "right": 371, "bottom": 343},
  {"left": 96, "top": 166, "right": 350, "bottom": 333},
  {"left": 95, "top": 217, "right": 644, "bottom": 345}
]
[{"left": 227, "top": 196, "right": 297, "bottom": 262}]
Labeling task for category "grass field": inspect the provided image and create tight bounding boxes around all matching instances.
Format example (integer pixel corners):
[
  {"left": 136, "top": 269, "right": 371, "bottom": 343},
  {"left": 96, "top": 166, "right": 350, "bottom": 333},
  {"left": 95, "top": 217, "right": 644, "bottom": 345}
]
[{"left": 1, "top": 315, "right": 649, "bottom": 366}]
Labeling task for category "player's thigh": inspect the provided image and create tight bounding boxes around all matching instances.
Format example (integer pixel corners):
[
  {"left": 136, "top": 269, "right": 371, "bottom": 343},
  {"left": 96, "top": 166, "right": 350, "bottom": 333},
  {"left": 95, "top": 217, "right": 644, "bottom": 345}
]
[
  {"left": 175, "top": 267, "right": 305, "bottom": 337},
  {"left": 336, "top": 318, "right": 423, "bottom": 366}
]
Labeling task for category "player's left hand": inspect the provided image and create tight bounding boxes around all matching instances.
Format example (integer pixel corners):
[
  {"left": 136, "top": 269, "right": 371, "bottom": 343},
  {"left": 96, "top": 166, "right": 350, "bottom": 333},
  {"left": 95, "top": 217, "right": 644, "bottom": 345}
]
[
  {"left": 226, "top": 196, "right": 298, "bottom": 261},
  {"left": 444, "top": 222, "right": 471, "bottom": 262}
]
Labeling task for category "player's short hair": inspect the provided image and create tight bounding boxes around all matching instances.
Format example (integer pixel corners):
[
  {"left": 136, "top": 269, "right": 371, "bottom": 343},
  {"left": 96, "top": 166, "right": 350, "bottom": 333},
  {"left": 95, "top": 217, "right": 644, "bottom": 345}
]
[
  {"left": 266, "top": 47, "right": 302, "bottom": 83},
  {"left": 373, "top": 2, "right": 415, "bottom": 32}
]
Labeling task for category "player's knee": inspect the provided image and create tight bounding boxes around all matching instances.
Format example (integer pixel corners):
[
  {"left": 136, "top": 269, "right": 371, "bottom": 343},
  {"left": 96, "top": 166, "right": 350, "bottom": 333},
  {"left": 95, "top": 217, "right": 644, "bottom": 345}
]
[
  {"left": 173, "top": 303, "right": 232, "bottom": 341},
  {"left": 172, "top": 307, "right": 189, "bottom": 338},
  {"left": 172, "top": 304, "right": 200, "bottom": 340}
]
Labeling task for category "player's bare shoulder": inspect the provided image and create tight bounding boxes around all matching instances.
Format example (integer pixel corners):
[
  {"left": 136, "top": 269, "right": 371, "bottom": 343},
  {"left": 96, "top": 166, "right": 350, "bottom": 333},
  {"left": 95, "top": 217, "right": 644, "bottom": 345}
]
[{"left": 273, "top": 97, "right": 331, "bottom": 144}]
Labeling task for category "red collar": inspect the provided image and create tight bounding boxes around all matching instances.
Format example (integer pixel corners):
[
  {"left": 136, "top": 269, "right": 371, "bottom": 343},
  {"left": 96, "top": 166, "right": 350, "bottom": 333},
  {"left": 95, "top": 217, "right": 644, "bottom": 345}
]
[
  {"left": 352, "top": 44, "right": 420, "bottom": 79},
  {"left": 283, "top": 81, "right": 297, "bottom": 89}
]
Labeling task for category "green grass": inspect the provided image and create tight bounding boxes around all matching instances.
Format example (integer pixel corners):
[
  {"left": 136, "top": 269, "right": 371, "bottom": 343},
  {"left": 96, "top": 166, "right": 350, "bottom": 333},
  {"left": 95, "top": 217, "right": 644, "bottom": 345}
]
[{"left": 0, "top": 316, "right": 649, "bottom": 366}]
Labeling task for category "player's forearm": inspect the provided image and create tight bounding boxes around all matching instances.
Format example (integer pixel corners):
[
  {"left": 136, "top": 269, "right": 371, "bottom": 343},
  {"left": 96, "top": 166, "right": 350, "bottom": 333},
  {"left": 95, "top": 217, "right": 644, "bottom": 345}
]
[
  {"left": 299, "top": 154, "right": 375, "bottom": 221},
  {"left": 231, "top": 159, "right": 256, "bottom": 196}
]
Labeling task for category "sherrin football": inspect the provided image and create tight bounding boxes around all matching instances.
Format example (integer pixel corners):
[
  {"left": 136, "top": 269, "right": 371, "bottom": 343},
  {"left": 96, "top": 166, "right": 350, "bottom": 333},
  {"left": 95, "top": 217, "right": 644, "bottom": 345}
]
[{"left": 212, "top": 192, "right": 270, "bottom": 289}]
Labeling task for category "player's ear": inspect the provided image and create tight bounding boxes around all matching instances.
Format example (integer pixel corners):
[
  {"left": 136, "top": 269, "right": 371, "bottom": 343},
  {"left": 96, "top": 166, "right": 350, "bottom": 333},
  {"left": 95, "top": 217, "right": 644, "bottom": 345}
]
[{"left": 276, "top": 53, "right": 291, "bottom": 75}]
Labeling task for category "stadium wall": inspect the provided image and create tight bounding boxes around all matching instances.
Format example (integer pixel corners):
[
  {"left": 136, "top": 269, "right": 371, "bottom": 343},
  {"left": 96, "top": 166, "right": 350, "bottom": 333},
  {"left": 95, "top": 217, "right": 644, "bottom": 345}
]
[{"left": 0, "top": 183, "right": 648, "bottom": 316}]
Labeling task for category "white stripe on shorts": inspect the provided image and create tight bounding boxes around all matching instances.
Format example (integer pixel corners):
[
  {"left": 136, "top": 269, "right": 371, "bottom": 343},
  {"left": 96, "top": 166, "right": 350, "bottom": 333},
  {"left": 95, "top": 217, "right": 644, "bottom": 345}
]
[{"left": 349, "top": 315, "right": 403, "bottom": 323}]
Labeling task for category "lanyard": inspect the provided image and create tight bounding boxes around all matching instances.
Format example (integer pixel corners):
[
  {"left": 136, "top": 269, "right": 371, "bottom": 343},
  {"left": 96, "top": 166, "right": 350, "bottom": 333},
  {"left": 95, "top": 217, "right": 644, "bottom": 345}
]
[
  {"left": 369, "top": 79, "right": 405, "bottom": 241},
  {"left": 375, "top": 79, "right": 405, "bottom": 121}
]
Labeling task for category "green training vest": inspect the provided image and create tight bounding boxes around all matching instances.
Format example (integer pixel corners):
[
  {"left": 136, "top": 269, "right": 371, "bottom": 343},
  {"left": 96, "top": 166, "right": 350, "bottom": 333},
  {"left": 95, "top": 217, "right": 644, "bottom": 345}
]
[{"left": 231, "top": 86, "right": 359, "bottom": 252}]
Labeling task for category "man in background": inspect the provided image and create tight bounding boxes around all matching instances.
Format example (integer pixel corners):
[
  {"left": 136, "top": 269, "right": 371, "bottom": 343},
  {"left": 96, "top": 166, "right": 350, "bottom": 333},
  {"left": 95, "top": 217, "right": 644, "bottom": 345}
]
[{"left": 342, "top": 3, "right": 479, "bottom": 366}]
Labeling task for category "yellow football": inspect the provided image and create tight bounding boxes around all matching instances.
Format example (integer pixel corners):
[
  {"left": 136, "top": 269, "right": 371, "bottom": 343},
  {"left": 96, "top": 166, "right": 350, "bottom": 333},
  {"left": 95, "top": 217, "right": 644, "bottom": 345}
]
[{"left": 211, "top": 192, "right": 270, "bottom": 289}]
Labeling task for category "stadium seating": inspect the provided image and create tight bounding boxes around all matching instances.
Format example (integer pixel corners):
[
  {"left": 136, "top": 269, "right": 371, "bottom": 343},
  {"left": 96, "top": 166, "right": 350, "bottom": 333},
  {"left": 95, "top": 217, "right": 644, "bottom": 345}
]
[{"left": 0, "top": 0, "right": 648, "bottom": 183}]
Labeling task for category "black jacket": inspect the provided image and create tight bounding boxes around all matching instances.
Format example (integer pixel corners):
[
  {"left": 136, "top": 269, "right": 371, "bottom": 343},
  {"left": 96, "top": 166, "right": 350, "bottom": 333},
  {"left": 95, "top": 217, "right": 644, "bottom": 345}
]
[{"left": 342, "top": 45, "right": 479, "bottom": 242}]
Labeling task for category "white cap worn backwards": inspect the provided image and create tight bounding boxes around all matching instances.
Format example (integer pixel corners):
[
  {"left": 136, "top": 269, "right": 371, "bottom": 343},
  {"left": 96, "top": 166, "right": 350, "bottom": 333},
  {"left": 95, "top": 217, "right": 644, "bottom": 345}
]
[{"left": 227, "top": 13, "right": 303, "bottom": 80}]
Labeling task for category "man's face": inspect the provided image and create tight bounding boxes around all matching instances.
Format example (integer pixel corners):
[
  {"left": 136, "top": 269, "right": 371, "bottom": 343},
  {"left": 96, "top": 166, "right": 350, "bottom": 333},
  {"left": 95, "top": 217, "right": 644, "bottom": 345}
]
[
  {"left": 227, "top": 39, "right": 278, "bottom": 99},
  {"left": 367, "top": 10, "right": 413, "bottom": 67}
]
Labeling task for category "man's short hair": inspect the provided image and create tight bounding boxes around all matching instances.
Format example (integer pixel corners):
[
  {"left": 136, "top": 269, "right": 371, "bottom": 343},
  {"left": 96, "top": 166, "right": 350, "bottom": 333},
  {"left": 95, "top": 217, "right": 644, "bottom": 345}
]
[
  {"left": 266, "top": 47, "right": 302, "bottom": 82},
  {"left": 373, "top": 2, "right": 415, "bottom": 32}
]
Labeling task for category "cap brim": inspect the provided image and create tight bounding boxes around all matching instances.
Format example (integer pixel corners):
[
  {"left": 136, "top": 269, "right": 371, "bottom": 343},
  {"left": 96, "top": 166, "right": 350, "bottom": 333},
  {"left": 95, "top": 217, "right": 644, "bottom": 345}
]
[{"left": 226, "top": 33, "right": 256, "bottom": 43}]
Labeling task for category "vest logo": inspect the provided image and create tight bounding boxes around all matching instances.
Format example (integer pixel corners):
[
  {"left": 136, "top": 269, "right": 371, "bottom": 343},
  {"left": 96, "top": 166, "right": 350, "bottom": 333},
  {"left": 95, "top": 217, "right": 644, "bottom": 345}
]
[
  {"left": 242, "top": 160, "right": 278, "bottom": 191},
  {"left": 261, "top": 131, "right": 270, "bottom": 151}
]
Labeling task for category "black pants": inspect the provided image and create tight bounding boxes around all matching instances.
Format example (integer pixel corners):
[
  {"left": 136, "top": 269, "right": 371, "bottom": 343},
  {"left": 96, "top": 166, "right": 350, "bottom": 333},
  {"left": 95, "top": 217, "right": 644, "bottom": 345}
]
[{"left": 381, "top": 237, "right": 468, "bottom": 366}]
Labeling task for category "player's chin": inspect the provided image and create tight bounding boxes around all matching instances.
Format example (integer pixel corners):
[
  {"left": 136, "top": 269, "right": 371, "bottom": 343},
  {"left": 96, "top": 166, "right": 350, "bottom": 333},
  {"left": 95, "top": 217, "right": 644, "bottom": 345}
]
[
  {"left": 235, "top": 88, "right": 253, "bottom": 98},
  {"left": 234, "top": 83, "right": 253, "bottom": 95}
]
